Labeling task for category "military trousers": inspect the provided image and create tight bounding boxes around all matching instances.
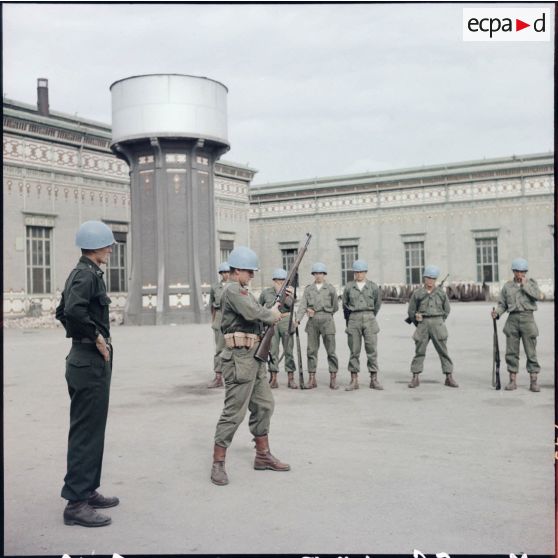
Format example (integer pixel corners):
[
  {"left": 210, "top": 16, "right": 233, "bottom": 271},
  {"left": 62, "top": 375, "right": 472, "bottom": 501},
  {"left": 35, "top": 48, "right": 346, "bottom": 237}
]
[
  {"left": 62, "top": 343, "right": 112, "bottom": 502},
  {"left": 305, "top": 312, "right": 338, "bottom": 373},
  {"left": 269, "top": 319, "right": 295, "bottom": 374},
  {"left": 346, "top": 311, "right": 380, "bottom": 374},
  {"left": 410, "top": 317, "right": 453, "bottom": 374},
  {"left": 214, "top": 345, "right": 275, "bottom": 448},
  {"left": 503, "top": 311, "right": 540, "bottom": 374},
  {"left": 213, "top": 328, "right": 226, "bottom": 372}
]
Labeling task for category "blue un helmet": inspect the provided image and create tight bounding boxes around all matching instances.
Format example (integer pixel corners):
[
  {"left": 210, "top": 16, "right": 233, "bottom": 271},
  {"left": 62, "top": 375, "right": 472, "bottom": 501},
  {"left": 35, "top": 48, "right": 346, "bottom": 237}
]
[
  {"left": 228, "top": 246, "right": 259, "bottom": 271},
  {"left": 423, "top": 265, "right": 440, "bottom": 279},
  {"left": 311, "top": 262, "right": 327, "bottom": 274},
  {"left": 511, "top": 258, "right": 528, "bottom": 272},
  {"left": 218, "top": 262, "right": 230, "bottom": 273},
  {"left": 352, "top": 259, "right": 368, "bottom": 272},
  {"left": 272, "top": 268, "right": 288, "bottom": 280},
  {"left": 75, "top": 221, "right": 115, "bottom": 250}
]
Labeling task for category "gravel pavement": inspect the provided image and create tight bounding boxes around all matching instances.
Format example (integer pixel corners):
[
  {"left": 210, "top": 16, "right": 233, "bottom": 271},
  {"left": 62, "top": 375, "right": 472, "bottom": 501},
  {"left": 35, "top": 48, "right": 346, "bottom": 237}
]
[{"left": 3, "top": 302, "right": 554, "bottom": 556}]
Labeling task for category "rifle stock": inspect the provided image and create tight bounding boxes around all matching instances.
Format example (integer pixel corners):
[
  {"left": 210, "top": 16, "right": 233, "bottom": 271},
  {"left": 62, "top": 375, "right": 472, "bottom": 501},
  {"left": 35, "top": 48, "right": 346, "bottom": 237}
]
[{"left": 255, "top": 234, "right": 312, "bottom": 362}]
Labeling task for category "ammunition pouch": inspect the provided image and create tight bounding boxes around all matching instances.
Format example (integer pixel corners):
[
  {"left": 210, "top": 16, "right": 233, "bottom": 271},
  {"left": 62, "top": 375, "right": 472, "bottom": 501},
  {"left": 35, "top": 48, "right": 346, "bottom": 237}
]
[{"left": 224, "top": 332, "right": 260, "bottom": 349}]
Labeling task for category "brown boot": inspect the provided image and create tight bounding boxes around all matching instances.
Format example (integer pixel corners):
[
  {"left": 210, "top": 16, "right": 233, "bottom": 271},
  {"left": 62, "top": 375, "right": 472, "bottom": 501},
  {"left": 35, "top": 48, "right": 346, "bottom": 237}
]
[
  {"left": 207, "top": 373, "right": 224, "bottom": 388},
  {"left": 444, "top": 373, "right": 459, "bottom": 388},
  {"left": 345, "top": 373, "right": 359, "bottom": 391},
  {"left": 329, "top": 372, "right": 339, "bottom": 390},
  {"left": 253, "top": 435, "right": 290, "bottom": 471},
  {"left": 529, "top": 372, "right": 540, "bottom": 392},
  {"left": 369, "top": 373, "right": 384, "bottom": 390},
  {"left": 505, "top": 372, "right": 517, "bottom": 391},
  {"left": 307, "top": 372, "right": 317, "bottom": 389},
  {"left": 408, "top": 373, "right": 420, "bottom": 388},
  {"left": 269, "top": 371, "right": 279, "bottom": 389},
  {"left": 211, "top": 444, "right": 228, "bottom": 485},
  {"left": 287, "top": 372, "right": 298, "bottom": 389}
]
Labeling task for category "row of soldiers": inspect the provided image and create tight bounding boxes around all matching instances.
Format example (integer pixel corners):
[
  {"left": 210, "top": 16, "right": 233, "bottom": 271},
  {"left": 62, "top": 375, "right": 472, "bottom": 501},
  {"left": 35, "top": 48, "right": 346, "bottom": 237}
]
[
  {"left": 207, "top": 246, "right": 543, "bottom": 485},
  {"left": 208, "top": 256, "right": 542, "bottom": 393}
]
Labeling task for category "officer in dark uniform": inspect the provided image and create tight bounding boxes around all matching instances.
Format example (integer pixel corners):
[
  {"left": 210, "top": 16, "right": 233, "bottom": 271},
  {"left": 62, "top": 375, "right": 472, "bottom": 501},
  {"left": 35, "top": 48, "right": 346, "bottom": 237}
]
[{"left": 56, "top": 220, "right": 119, "bottom": 527}]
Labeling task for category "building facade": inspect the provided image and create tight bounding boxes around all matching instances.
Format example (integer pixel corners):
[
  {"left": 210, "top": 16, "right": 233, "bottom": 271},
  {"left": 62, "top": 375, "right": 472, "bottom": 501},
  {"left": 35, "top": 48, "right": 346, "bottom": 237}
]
[
  {"left": 3, "top": 93, "right": 254, "bottom": 318},
  {"left": 249, "top": 154, "right": 554, "bottom": 298}
]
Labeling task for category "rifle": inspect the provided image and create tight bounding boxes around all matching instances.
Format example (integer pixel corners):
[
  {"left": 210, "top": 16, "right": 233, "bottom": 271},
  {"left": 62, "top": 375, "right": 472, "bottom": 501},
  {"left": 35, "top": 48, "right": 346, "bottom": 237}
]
[
  {"left": 255, "top": 233, "right": 312, "bottom": 362},
  {"left": 492, "top": 307, "right": 501, "bottom": 390},
  {"left": 404, "top": 273, "right": 450, "bottom": 325}
]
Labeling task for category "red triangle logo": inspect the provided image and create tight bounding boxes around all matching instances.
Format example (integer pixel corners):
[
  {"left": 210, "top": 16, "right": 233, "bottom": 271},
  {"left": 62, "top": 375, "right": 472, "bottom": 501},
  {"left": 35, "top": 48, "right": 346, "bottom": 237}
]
[{"left": 516, "top": 19, "right": 530, "bottom": 31}]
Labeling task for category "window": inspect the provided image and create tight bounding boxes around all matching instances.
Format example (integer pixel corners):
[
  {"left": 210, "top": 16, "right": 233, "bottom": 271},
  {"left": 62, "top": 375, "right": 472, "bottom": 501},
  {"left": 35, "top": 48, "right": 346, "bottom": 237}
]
[
  {"left": 405, "top": 242, "right": 425, "bottom": 285},
  {"left": 220, "top": 239, "right": 234, "bottom": 264},
  {"left": 106, "top": 231, "right": 127, "bottom": 292},
  {"left": 26, "top": 226, "right": 52, "bottom": 294},
  {"left": 281, "top": 248, "right": 298, "bottom": 286},
  {"left": 340, "top": 245, "right": 358, "bottom": 286},
  {"left": 476, "top": 238, "right": 498, "bottom": 283}
]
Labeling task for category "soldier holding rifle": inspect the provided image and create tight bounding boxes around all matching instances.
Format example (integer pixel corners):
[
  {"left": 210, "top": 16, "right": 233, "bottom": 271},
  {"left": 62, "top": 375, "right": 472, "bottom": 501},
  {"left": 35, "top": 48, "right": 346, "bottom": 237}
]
[
  {"left": 259, "top": 268, "right": 297, "bottom": 389},
  {"left": 407, "top": 265, "right": 459, "bottom": 388},
  {"left": 210, "top": 246, "right": 290, "bottom": 486},
  {"left": 491, "top": 258, "right": 542, "bottom": 392}
]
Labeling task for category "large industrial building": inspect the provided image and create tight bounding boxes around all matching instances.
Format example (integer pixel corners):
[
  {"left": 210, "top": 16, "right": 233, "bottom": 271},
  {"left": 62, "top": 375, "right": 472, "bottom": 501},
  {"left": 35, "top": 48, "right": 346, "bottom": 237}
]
[{"left": 3, "top": 81, "right": 555, "bottom": 318}]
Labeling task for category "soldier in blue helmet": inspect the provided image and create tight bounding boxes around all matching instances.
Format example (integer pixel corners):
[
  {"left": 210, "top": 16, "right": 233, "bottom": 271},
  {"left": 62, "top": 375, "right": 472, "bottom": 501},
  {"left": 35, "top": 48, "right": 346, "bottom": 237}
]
[
  {"left": 55, "top": 221, "right": 119, "bottom": 527},
  {"left": 294, "top": 262, "right": 339, "bottom": 389},
  {"left": 407, "top": 265, "right": 459, "bottom": 388},
  {"left": 211, "top": 246, "right": 289, "bottom": 486},
  {"left": 207, "top": 262, "right": 231, "bottom": 388},
  {"left": 342, "top": 259, "right": 383, "bottom": 391},
  {"left": 491, "top": 258, "right": 542, "bottom": 392},
  {"left": 259, "top": 268, "right": 297, "bottom": 389}
]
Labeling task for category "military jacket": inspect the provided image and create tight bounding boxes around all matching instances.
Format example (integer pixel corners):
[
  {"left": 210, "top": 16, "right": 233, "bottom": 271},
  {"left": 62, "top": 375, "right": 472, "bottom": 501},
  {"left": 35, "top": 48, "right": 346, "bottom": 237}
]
[
  {"left": 209, "top": 281, "right": 225, "bottom": 310},
  {"left": 258, "top": 287, "right": 293, "bottom": 313},
  {"left": 221, "top": 281, "right": 276, "bottom": 336},
  {"left": 496, "top": 279, "right": 540, "bottom": 317},
  {"left": 296, "top": 282, "right": 339, "bottom": 321},
  {"left": 342, "top": 280, "right": 382, "bottom": 314},
  {"left": 55, "top": 256, "right": 111, "bottom": 341},
  {"left": 407, "top": 286, "right": 450, "bottom": 321}
]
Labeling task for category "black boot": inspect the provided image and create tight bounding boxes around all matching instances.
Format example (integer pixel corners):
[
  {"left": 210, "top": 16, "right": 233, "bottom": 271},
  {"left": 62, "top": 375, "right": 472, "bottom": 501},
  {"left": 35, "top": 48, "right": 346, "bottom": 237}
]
[{"left": 63, "top": 501, "right": 111, "bottom": 527}]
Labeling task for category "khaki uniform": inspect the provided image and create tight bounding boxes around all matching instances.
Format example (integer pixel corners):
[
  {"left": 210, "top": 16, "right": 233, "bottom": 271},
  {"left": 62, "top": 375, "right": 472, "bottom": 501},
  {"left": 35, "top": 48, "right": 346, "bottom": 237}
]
[
  {"left": 55, "top": 256, "right": 113, "bottom": 502},
  {"left": 342, "top": 280, "right": 382, "bottom": 374},
  {"left": 214, "top": 282, "right": 277, "bottom": 448},
  {"left": 296, "top": 282, "right": 339, "bottom": 373},
  {"left": 259, "top": 287, "right": 295, "bottom": 374},
  {"left": 495, "top": 279, "right": 541, "bottom": 374},
  {"left": 407, "top": 286, "right": 453, "bottom": 374},
  {"left": 209, "top": 281, "right": 226, "bottom": 372}
]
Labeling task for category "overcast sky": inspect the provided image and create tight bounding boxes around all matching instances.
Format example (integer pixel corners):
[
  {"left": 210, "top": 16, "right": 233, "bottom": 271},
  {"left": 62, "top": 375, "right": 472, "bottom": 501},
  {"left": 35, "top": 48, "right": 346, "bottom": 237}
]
[{"left": 3, "top": 3, "right": 554, "bottom": 185}]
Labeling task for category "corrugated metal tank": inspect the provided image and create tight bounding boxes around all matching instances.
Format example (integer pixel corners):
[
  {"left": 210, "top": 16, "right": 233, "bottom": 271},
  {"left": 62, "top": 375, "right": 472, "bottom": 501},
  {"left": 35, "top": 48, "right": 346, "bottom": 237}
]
[{"left": 110, "top": 74, "right": 229, "bottom": 147}]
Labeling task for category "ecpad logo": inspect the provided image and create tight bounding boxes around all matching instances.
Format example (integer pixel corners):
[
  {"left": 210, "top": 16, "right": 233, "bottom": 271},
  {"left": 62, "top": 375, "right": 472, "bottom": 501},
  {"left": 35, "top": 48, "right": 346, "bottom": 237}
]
[{"left": 463, "top": 8, "right": 551, "bottom": 41}]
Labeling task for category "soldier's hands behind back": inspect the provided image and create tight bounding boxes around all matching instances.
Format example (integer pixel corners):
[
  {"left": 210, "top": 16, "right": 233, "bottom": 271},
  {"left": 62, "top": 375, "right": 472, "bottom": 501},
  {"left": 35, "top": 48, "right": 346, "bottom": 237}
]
[{"left": 96, "top": 334, "right": 110, "bottom": 362}]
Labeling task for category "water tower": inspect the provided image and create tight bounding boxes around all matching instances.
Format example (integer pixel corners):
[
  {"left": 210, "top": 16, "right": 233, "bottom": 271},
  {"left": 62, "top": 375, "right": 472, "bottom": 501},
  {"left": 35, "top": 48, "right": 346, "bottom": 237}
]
[{"left": 110, "top": 74, "right": 229, "bottom": 325}]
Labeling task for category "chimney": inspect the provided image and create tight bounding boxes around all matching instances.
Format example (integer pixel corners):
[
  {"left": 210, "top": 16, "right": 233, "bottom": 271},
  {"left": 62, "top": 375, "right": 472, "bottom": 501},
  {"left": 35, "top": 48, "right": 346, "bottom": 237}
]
[{"left": 37, "top": 78, "right": 49, "bottom": 116}]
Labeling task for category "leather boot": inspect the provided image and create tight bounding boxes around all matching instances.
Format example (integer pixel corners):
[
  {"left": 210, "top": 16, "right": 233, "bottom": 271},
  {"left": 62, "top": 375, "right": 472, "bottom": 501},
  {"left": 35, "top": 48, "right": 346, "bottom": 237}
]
[
  {"left": 329, "top": 372, "right": 339, "bottom": 390},
  {"left": 63, "top": 501, "right": 111, "bottom": 527},
  {"left": 307, "top": 372, "right": 317, "bottom": 389},
  {"left": 345, "top": 373, "right": 359, "bottom": 391},
  {"left": 444, "top": 373, "right": 459, "bottom": 388},
  {"left": 369, "top": 373, "right": 384, "bottom": 390},
  {"left": 505, "top": 372, "right": 517, "bottom": 391},
  {"left": 269, "top": 371, "right": 279, "bottom": 389},
  {"left": 287, "top": 372, "right": 298, "bottom": 389},
  {"left": 207, "top": 373, "right": 224, "bottom": 388},
  {"left": 87, "top": 491, "right": 119, "bottom": 509},
  {"left": 211, "top": 444, "right": 228, "bottom": 485},
  {"left": 408, "top": 373, "right": 420, "bottom": 388},
  {"left": 529, "top": 372, "right": 540, "bottom": 392},
  {"left": 253, "top": 435, "right": 290, "bottom": 471}
]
